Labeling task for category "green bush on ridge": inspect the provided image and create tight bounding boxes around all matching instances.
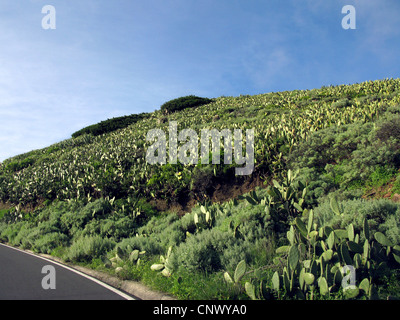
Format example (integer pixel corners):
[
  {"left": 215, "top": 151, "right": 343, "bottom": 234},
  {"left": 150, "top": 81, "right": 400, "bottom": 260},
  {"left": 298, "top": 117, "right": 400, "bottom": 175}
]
[
  {"left": 71, "top": 112, "right": 150, "bottom": 138},
  {"left": 160, "top": 95, "right": 214, "bottom": 114}
]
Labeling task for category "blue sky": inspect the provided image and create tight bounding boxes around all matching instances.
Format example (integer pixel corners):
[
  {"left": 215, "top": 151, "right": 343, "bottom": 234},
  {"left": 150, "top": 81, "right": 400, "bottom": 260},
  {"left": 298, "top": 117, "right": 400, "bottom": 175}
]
[{"left": 1, "top": 0, "right": 400, "bottom": 162}]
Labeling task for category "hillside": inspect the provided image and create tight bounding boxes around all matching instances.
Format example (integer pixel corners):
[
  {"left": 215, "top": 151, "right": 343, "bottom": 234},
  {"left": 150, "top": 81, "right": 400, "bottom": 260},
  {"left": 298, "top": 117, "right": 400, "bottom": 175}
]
[{"left": 1, "top": 78, "right": 400, "bottom": 300}]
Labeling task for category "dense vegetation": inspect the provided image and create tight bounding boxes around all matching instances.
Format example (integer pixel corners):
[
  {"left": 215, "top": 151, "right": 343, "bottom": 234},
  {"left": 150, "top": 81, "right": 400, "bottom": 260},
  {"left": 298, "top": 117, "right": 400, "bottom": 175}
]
[
  {"left": 71, "top": 112, "right": 150, "bottom": 138},
  {"left": 1, "top": 78, "right": 400, "bottom": 300},
  {"left": 160, "top": 95, "right": 214, "bottom": 114}
]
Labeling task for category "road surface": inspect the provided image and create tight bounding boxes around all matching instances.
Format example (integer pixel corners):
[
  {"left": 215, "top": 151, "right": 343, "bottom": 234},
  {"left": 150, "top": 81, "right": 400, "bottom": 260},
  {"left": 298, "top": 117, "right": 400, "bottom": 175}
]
[{"left": 0, "top": 243, "right": 135, "bottom": 300}]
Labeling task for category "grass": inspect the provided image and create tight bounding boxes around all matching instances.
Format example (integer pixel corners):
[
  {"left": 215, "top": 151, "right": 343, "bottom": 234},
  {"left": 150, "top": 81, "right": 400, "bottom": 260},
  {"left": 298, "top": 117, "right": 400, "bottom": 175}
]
[
  {"left": 0, "top": 209, "right": 10, "bottom": 220},
  {"left": 361, "top": 166, "right": 400, "bottom": 200},
  {"left": 366, "top": 166, "right": 398, "bottom": 188},
  {"left": 393, "top": 175, "right": 400, "bottom": 194}
]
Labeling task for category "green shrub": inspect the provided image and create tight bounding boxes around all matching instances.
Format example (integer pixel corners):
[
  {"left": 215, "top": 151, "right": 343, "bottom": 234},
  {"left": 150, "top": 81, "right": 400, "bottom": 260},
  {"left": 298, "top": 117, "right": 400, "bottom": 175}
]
[
  {"left": 59, "top": 199, "right": 111, "bottom": 236},
  {"left": 0, "top": 221, "right": 26, "bottom": 244},
  {"left": 393, "top": 175, "right": 400, "bottom": 194},
  {"left": 0, "top": 208, "right": 10, "bottom": 221},
  {"left": 37, "top": 200, "right": 82, "bottom": 221},
  {"left": 215, "top": 201, "right": 270, "bottom": 240},
  {"left": 366, "top": 165, "right": 397, "bottom": 187},
  {"left": 116, "top": 236, "right": 164, "bottom": 256},
  {"left": 64, "top": 235, "right": 115, "bottom": 262},
  {"left": 60, "top": 209, "right": 92, "bottom": 237},
  {"left": 289, "top": 121, "right": 373, "bottom": 172},
  {"left": 384, "top": 104, "right": 400, "bottom": 115},
  {"left": 33, "top": 232, "right": 69, "bottom": 254},
  {"left": 5, "top": 157, "right": 35, "bottom": 173},
  {"left": 81, "top": 216, "right": 136, "bottom": 241},
  {"left": 290, "top": 115, "right": 400, "bottom": 204},
  {"left": 313, "top": 198, "right": 400, "bottom": 244},
  {"left": 160, "top": 95, "right": 214, "bottom": 114},
  {"left": 189, "top": 165, "right": 215, "bottom": 197},
  {"left": 83, "top": 198, "right": 113, "bottom": 217},
  {"left": 9, "top": 222, "right": 35, "bottom": 248},
  {"left": 23, "top": 222, "right": 63, "bottom": 250},
  {"left": 221, "top": 237, "right": 275, "bottom": 272},
  {"left": 137, "top": 212, "right": 180, "bottom": 235},
  {"left": 146, "top": 163, "right": 192, "bottom": 201},
  {"left": 380, "top": 215, "right": 400, "bottom": 246},
  {"left": 331, "top": 98, "right": 351, "bottom": 109},
  {"left": 219, "top": 241, "right": 252, "bottom": 272},
  {"left": 168, "top": 229, "right": 238, "bottom": 273},
  {"left": 72, "top": 112, "right": 149, "bottom": 138},
  {"left": 375, "top": 115, "right": 400, "bottom": 142},
  {"left": 117, "top": 212, "right": 188, "bottom": 255},
  {"left": 99, "top": 216, "right": 136, "bottom": 240}
]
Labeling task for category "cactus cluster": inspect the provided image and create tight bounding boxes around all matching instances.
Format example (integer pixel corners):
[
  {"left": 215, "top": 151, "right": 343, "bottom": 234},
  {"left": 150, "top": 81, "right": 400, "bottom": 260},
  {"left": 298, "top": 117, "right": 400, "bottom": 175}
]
[
  {"left": 193, "top": 204, "right": 217, "bottom": 232},
  {"left": 238, "top": 208, "right": 400, "bottom": 300},
  {"left": 260, "top": 169, "right": 307, "bottom": 234},
  {"left": 224, "top": 260, "right": 247, "bottom": 285},
  {"left": 103, "top": 245, "right": 145, "bottom": 274},
  {"left": 151, "top": 246, "right": 173, "bottom": 277},
  {"left": 237, "top": 169, "right": 307, "bottom": 233}
]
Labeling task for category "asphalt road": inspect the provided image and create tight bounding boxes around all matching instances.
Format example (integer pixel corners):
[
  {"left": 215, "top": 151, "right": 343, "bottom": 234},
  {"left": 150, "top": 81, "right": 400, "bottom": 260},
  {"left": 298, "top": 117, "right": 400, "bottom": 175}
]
[{"left": 0, "top": 243, "right": 135, "bottom": 300}]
